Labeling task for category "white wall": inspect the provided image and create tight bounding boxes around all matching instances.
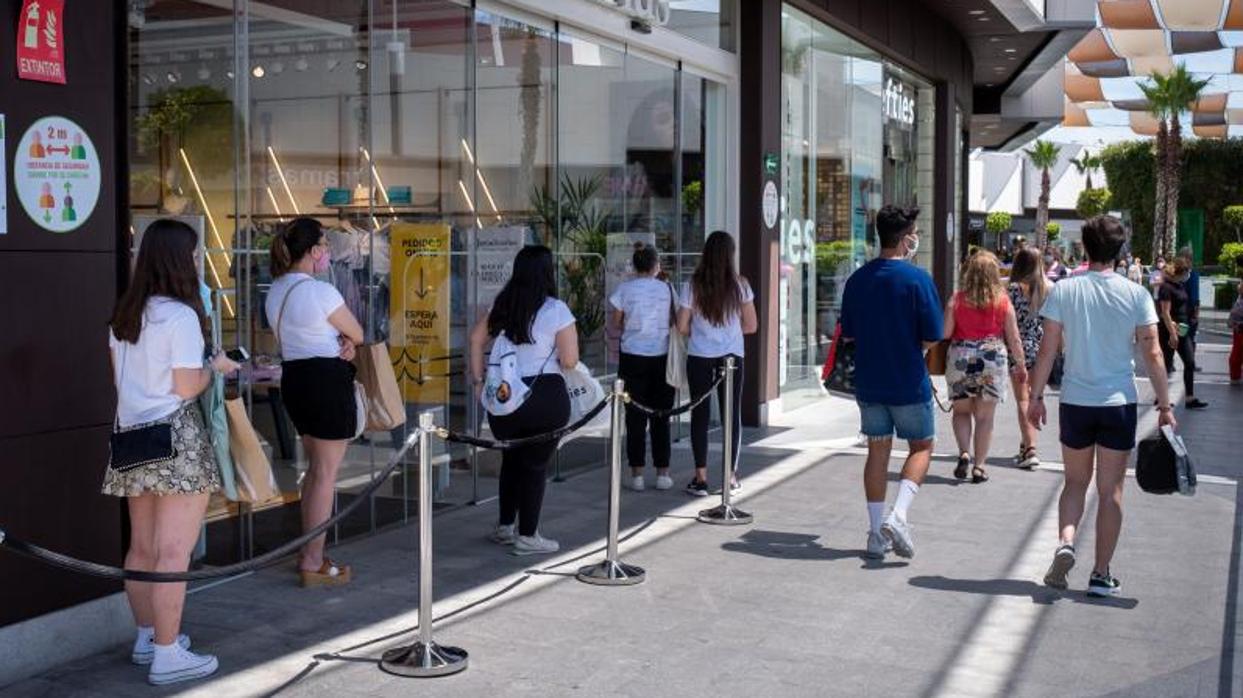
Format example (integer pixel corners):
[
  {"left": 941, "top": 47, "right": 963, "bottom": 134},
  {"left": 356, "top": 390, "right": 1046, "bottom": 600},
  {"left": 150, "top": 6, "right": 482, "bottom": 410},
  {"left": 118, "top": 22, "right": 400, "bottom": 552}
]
[{"left": 969, "top": 142, "right": 1102, "bottom": 216}]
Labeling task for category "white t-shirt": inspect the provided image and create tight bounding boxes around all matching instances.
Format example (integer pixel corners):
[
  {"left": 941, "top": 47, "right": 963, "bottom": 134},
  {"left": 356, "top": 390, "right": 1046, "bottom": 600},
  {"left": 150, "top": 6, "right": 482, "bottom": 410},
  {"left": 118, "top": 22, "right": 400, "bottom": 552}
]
[
  {"left": 498, "top": 297, "right": 576, "bottom": 377},
  {"left": 1040, "top": 270, "right": 1159, "bottom": 407},
  {"left": 110, "top": 297, "right": 205, "bottom": 428},
  {"left": 609, "top": 277, "right": 676, "bottom": 357},
  {"left": 265, "top": 273, "right": 346, "bottom": 361},
  {"left": 680, "top": 279, "right": 754, "bottom": 358}
]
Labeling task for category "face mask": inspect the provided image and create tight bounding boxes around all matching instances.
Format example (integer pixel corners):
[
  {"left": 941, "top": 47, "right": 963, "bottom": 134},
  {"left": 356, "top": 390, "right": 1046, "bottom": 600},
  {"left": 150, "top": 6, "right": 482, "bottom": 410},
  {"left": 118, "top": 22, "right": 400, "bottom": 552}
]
[
  {"left": 904, "top": 234, "right": 920, "bottom": 260},
  {"left": 1043, "top": 255, "right": 1053, "bottom": 265},
  {"left": 313, "top": 249, "right": 332, "bottom": 274}
]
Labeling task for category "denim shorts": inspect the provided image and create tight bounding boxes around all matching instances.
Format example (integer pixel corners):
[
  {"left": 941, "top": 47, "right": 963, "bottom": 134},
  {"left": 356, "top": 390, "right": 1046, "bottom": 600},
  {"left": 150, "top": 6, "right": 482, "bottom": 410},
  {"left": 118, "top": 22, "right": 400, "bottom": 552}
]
[{"left": 857, "top": 400, "right": 936, "bottom": 442}]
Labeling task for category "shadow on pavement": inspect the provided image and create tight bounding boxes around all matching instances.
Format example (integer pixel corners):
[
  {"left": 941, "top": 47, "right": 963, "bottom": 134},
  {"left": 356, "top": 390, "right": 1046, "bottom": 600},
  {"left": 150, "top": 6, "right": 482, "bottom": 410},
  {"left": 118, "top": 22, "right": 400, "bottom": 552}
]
[{"left": 908, "top": 575, "right": 1140, "bottom": 609}]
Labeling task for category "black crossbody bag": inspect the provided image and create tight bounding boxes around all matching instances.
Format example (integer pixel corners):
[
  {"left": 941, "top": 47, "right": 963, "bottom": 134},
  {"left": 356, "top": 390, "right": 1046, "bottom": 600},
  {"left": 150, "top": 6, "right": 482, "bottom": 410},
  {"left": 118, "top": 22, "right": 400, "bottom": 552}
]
[{"left": 109, "top": 342, "right": 179, "bottom": 472}]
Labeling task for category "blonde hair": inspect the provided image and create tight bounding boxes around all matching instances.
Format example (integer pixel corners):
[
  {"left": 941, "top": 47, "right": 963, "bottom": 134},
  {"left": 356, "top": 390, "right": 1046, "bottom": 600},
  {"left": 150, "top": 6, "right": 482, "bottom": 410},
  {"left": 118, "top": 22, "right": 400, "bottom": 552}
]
[{"left": 959, "top": 250, "right": 1005, "bottom": 308}]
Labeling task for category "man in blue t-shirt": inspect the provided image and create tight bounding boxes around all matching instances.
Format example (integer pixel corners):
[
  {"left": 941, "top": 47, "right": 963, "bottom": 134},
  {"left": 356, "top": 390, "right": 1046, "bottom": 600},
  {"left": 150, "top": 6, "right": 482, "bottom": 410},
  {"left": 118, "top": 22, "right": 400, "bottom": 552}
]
[{"left": 840, "top": 205, "right": 943, "bottom": 560}]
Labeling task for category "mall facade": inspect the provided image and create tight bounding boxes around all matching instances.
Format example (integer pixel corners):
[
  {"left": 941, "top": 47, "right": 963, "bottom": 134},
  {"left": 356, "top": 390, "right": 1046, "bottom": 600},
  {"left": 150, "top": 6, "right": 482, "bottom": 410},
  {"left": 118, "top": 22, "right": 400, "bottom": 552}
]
[{"left": 0, "top": 0, "right": 1093, "bottom": 673}]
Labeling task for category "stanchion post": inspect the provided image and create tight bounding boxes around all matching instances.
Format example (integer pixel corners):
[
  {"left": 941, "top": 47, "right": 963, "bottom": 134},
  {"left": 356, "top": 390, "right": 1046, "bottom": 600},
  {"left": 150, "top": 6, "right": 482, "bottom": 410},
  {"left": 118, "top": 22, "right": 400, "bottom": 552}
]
[
  {"left": 697, "top": 356, "right": 753, "bottom": 525},
  {"left": 576, "top": 380, "right": 646, "bottom": 585},
  {"left": 380, "top": 412, "right": 469, "bottom": 678}
]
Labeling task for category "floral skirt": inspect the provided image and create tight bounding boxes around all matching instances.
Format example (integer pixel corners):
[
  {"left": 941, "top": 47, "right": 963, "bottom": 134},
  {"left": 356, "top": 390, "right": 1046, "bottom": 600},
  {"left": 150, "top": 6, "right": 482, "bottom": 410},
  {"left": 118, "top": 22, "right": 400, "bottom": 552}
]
[
  {"left": 947, "top": 337, "right": 1009, "bottom": 403},
  {"left": 101, "top": 403, "right": 222, "bottom": 497}
]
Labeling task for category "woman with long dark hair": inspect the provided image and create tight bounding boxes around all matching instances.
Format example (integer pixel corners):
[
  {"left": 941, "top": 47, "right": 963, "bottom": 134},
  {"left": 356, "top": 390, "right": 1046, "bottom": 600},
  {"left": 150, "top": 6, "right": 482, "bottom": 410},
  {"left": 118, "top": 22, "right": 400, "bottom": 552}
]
[
  {"left": 106, "top": 219, "right": 237, "bottom": 685},
  {"left": 265, "top": 217, "right": 365, "bottom": 587},
  {"left": 470, "top": 245, "right": 578, "bottom": 555},
  {"left": 1007, "top": 246, "right": 1052, "bottom": 469},
  {"left": 677, "top": 231, "right": 758, "bottom": 496}
]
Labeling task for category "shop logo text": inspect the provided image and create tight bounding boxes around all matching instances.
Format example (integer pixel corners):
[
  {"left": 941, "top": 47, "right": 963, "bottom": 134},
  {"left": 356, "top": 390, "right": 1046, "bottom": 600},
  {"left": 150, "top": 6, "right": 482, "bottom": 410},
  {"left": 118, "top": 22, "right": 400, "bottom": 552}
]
[
  {"left": 595, "top": 0, "right": 671, "bottom": 26},
  {"left": 882, "top": 77, "right": 915, "bottom": 127}
]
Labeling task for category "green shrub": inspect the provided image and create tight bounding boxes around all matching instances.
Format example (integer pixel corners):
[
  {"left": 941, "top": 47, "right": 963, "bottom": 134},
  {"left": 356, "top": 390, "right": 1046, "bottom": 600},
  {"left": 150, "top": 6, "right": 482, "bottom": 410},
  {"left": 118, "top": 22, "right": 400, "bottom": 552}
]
[
  {"left": 1223, "top": 205, "right": 1243, "bottom": 242},
  {"left": 986, "top": 211, "right": 1012, "bottom": 235},
  {"left": 1219, "top": 241, "right": 1243, "bottom": 276},
  {"left": 1046, "top": 222, "right": 1061, "bottom": 240},
  {"left": 1215, "top": 281, "right": 1239, "bottom": 310},
  {"left": 1075, "top": 188, "right": 1112, "bottom": 220}
]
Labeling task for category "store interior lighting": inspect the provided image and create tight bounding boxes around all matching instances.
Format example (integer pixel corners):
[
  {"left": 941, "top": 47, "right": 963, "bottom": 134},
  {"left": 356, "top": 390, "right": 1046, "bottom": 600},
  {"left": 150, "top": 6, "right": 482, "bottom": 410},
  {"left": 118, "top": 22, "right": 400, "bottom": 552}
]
[
  {"left": 459, "top": 139, "right": 503, "bottom": 223},
  {"left": 265, "top": 186, "right": 286, "bottom": 222},
  {"left": 456, "top": 180, "right": 484, "bottom": 230},
  {"left": 252, "top": 64, "right": 265, "bottom": 78},
  {"left": 359, "top": 147, "right": 396, "bottom": 215},
  {"left": 266, "top": 146, "right": 301, "bottom": 215},
  {"left": 178, "top": 148, "right": 235, "bottom": 317}
]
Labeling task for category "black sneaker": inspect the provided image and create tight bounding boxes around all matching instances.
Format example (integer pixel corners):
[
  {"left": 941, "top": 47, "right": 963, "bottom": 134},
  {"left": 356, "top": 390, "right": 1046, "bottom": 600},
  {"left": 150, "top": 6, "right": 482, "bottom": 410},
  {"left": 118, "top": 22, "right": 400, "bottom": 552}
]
[
  {"left": 1186, "top": 398, "right": 1209, "bottom": 410},
  {"left": 1043, "top": 544, "right": 1076, "bottom": 590},
  {"left": 1087, "top": 570, "right": 1121, "bottom": 597},
  {"left": 684, "top": 479, "right": 709, "bottom": 497}
]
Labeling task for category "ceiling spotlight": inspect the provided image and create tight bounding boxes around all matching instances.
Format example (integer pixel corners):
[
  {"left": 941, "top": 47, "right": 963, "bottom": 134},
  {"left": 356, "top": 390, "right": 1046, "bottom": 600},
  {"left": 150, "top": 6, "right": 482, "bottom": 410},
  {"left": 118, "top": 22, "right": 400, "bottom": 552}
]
[
  {"left": 197, "top": 65, "right": 211, "bottom": 81},
  {"left": 968, "top": 9, "right": 985, "bottom": 15},
  {"left": 141, "top": 73, "right": 154, "bottom": 86},
  {"left": 166, "top": 70, "right": 179, "bottom": 83},
  {"left": 989, "top": 37, "right": 1001, "bottom": 42},
  {"left": 355, "top": 59, "right": 368, "bottom": 71},
  {"left": 295, "top": 57, "right": 308, "bottom": 71},
  {"left": 252, "top": 65, "right": 266, "bottom": 78},
  {"left": 1004, "top": 48, "right": 1017, "bottom": 53},
  {"left": 226, "top": 69, "right": 235, "bottom": 79},
  {"left": 977, "top": 16, "right": 990, "bottom": 22},
  {"left": 270, "top": 61, "right": 284, "bottom": 75}
]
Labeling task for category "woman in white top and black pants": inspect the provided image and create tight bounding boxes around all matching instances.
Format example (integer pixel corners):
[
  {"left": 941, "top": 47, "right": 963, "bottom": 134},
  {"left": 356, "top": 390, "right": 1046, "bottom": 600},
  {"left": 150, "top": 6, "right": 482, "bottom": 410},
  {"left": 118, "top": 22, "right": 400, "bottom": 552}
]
[
  {"left": 678, "top": 231, "right": 758, "bottom": 496},
  {"left": 470, "top": 245, "right": 579, "bottom": 556},
  {"left": 609, "top": 244, "right": 676, "bottom": 491},
  {"left": 265, "top": 217, "right": 364, "bottom": 587},
  {"left": 106, "top": 219, "right": 239, "bottom": 685}
]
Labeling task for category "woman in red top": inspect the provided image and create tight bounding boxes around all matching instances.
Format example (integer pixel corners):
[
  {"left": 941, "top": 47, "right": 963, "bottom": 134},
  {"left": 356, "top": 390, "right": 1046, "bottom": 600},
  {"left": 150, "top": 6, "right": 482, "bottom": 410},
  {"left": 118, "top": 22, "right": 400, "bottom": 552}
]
[{"left": 943, "top": 251, "right": 1027, "bottom": 483}]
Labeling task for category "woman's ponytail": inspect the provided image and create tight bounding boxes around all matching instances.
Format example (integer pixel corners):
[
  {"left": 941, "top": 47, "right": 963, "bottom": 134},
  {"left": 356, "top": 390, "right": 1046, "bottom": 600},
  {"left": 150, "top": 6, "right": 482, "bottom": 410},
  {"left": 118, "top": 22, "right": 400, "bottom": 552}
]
[
  {"left": 270, "top": 232, "right": 293, "bottom": 277},
  {"left": 269, "top": 217, "right": 322, "bottom": 277}
]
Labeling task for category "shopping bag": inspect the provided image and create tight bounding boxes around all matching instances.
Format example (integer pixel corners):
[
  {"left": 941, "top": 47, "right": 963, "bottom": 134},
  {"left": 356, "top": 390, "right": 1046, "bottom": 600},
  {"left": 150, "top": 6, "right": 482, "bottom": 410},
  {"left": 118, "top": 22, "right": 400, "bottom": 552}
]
[
  {"left": 821, "top": 324, "right": 857, "bottom": 397},
  {"left": 1136, "top": 425, "right": 1197, "bottom": 496},
  {"left": 224, "top": 397, "right": 280, "bottom": 503},
  {"left": 354, "top": 342, "right": 406, "bottom": 431},
  {"left": 199, "top": 373, "right": 239, "bottom": 501},
  {"left": 665, "top": 282, "right": 689, "bottom": 390},
  {"left": 563, "top": 362, "right": 610, "bottom": 435}
]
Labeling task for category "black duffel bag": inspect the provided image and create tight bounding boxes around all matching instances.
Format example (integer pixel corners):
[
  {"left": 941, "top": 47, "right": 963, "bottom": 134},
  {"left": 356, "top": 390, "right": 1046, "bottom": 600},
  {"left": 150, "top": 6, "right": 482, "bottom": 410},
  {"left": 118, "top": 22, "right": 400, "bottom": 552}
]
[{"left": 1136, "top": 427, "right": 1196, "bottom": 496}]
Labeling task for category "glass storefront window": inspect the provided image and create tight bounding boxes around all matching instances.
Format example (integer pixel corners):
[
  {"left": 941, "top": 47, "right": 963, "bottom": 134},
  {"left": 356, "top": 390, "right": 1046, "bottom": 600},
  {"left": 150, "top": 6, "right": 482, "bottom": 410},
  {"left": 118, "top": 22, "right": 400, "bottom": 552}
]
[
  {"left": 779, "top": 5, "right": 936, "bottom": 411},
  {"left": 127, "top": 0, "right": 731, "bottom": 566}
]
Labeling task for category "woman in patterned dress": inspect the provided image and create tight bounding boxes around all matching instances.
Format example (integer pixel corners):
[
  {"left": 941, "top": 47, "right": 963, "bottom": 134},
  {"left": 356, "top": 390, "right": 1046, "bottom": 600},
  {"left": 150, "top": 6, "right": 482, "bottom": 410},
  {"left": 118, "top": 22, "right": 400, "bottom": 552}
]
[
  {"left": 943, "top": 251, "right": 1027, "bottom": 483},
  {"left": 1007, "top": 247, "right": 1052, "bottom": 470}
]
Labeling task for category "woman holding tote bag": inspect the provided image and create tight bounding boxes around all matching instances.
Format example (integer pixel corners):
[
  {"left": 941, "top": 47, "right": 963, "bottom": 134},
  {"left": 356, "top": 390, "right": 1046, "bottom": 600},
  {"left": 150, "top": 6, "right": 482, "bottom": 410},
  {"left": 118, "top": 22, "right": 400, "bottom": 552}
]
[
  {"left": 265, "top": 217, "right": 365, "bottom": 587},
  {"left": 609, "top": 244, "right": 676, "bottom": 492},
  {"left": 105, "top": 219, "right": 238, "bottom": 685}
]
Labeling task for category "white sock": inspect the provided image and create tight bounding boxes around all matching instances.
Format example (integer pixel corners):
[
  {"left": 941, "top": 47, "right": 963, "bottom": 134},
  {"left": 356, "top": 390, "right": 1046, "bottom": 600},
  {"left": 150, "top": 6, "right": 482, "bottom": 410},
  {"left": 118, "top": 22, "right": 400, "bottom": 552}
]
[
  {"left": 153, "top": 642, "right": 181, "bottom": 662},
  {"left": 867, "top": 501, "right": 885, "bottom": 534},
  {"left": 892, "top": 479, "right": 920, "bottom": 521},
  {"left": 136, "top": 626, "right": 155, "bottom": 644}
]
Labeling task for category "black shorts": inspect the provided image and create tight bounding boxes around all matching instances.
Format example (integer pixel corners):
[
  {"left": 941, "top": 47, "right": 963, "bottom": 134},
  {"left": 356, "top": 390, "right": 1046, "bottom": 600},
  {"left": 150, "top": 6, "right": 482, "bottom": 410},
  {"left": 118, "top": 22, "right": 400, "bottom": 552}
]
[
  {"left": 1058, "top": 403, "right": 1138, "bottom": 451},
  {"left": 280, "top": 357, "right": 358, "bottom": 440}
]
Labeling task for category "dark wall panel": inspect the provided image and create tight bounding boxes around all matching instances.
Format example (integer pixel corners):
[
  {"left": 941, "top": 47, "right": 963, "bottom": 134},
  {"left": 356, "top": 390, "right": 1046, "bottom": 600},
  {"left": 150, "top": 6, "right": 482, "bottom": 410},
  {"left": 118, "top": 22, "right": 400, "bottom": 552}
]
[
  {"left": 887, "top": 1, "right": 913, "bottom": 61},
  {"left": 859, "top": 0, "right": 889, "bottom": 46},
  {"left": 0, "top": 425, "right": 122, "bottom": 627}
]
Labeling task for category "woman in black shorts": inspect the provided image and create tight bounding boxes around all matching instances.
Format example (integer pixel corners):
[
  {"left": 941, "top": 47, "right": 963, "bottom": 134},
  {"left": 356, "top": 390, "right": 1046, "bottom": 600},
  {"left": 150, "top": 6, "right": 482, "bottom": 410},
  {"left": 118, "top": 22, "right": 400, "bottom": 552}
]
[{"left": 266, "top": 217, "right": 364, "bottom": 586}]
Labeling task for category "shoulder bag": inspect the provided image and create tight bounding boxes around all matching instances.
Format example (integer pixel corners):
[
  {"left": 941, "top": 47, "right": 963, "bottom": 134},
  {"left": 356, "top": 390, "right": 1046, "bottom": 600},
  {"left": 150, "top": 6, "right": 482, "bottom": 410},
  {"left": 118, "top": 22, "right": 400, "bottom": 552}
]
[
  {"left": 109, "top": 343, "right": 179, "bottom": 472},
  {"left": 665, "top": 282, "right": 688, "bottom": 390}
]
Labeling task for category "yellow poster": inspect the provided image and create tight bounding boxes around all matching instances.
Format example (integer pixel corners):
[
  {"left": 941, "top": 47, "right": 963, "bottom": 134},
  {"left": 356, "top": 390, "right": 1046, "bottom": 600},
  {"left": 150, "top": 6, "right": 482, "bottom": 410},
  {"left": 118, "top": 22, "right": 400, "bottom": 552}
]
[{"left": 389, "top": 223, "right": 451, "bottom": 403}]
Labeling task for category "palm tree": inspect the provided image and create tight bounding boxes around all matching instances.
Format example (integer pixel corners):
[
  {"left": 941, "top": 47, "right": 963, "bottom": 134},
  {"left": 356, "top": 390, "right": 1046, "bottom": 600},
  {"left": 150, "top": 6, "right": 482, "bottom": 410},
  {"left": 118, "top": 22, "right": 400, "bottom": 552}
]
[
  {"left": 1069, "top": 150, "right": 1100, "bottom": 190},
  {"left": 1142, "top": 65, "right": 1209, "bottom": 258},
  {"left": 1025, "top": 139, "right": 1061, "bottom": 248}
]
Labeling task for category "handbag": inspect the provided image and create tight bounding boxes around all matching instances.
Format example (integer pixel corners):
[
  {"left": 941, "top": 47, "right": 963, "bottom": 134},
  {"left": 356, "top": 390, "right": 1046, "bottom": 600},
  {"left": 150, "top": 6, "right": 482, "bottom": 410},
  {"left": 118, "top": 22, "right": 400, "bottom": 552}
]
[
  {"left": 354, "top": 342, "right": 406, "bottom": 431},
  {"left": 1136, "top": 425, "right": 1197, "bottom": 496},
  {"left": 821, "top": 323, "right": 857, "bottom": 397},
  {"left": 108, "top": 343, "right": 178, "bottom": 473},
  {"left": 665, "top": 282, "right": 688, "bottom": 390},
  {"left": 925, "top": 340, "right": 949, "bottom": 376},
  {"left": 199, "top": 304, "right": 239, "bottom": 500},
  {"left": 276, "top": 278, "right": 368, "bottom": 439}
]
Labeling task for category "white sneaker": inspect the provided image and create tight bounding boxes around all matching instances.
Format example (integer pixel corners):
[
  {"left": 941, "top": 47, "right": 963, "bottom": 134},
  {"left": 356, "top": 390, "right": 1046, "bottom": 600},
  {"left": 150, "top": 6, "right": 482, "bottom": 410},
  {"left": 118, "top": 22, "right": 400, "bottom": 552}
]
[
  {"left": 655, "top": 475, "right": 674, "bottom": 490},
  {"left": 512, "top": 533, "right": 560, "bottom": 556},
  {"left": 488, "top": 524, "right": 516, "bottom": 545},
  {"left": 880, "top": 513, "right": 915, "bottom": 559},
  {"left": 627, "top": 475, "right": 646, "bottom": 491},
  {"left": 132, "top": 632, "right": 190, "bottom": 665},
  {"left": 147, "top": 644, "right": 219, "bottom": 686},
  {"left": 865, "top": 530, "right": 891, "bottom": 560}
]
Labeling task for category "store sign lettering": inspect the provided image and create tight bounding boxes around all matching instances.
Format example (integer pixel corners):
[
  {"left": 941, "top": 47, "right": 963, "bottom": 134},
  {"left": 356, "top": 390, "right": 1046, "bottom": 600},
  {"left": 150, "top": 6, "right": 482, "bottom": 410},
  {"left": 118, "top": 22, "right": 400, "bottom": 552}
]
[
  {"left": 882, "top": 77, "right": 916, "bottom": 128},
  {"left": 781, "top": 218, "right": 815, "bottom": 265},
  {"left": 16, "top": 0, "right": 66, "bottom": 84},
  {"left": 594, "top": 0, "right": 671, "bottom": 26}
]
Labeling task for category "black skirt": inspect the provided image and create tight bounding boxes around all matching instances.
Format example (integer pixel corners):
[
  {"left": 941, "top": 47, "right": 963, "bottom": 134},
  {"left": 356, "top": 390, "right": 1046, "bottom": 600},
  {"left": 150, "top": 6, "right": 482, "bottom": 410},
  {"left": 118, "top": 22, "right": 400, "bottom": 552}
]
[{"left": 281, "top": 358, "right": 358, "bottom": 440}]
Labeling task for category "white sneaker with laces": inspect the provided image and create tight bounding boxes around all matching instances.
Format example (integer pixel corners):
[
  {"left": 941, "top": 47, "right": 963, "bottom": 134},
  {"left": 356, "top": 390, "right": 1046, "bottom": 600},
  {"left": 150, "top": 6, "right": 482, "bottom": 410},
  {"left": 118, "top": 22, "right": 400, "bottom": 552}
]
[
  {"left": 655, "top": 475, "right": 674, "bottom": 490},
  {"left": 880, "top": 513, "right": 915, "bottom": 559},
  {"left": 147, "top": 644, "right": 219, "bottom": 686},
  {"left": 865, "top": 530, "right": 891, "bottom": 560},
  {"left": 627, "top": 475, "right": 645, "bottom": 491},
  {"left": 488, "top": 524, "right": 516, "bottom": 545},
  {"left": 132, "top": 632, "right": 190, "bottom": 665},
  {"left": 512, "top": 533, "right": 560, "bottom": 556}
]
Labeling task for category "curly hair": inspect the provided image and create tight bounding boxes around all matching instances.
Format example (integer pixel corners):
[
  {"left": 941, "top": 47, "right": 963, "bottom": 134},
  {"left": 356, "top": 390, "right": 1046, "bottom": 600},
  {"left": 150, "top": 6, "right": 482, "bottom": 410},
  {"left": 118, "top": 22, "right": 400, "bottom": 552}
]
[{"left": 959, "top": 249, "right": 1004, "bottom": 309}]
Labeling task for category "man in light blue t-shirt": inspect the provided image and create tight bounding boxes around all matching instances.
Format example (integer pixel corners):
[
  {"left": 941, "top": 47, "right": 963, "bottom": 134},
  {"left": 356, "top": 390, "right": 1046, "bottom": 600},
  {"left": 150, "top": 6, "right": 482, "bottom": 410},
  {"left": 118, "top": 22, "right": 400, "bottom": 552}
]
[{"left": 1027, "top": 215, "right": 1176, "bottom": 599}]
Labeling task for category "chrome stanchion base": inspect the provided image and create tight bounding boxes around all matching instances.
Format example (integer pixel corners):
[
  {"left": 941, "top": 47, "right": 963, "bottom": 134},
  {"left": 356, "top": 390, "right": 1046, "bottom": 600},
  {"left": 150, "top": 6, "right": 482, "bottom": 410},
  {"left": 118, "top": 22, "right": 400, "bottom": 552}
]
[
  {"left": 576, "top": 559, "right": 646, "bottom": 586},
  {"left": 697, "top": 503, "right": 753, "bottom": 525},
  {"left": 379, "top": 641, "right": 469, "bottom": 678}
]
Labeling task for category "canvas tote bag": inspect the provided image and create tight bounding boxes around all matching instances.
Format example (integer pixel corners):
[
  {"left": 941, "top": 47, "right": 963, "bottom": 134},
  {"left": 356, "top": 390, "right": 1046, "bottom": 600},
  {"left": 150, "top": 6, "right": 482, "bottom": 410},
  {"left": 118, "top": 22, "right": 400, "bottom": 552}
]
[
  {"left": 354, "top": 342, "right": 406, "bottom": 431},
  {"left": 224, "top": 396, "right": 280, "bottom": 503}
]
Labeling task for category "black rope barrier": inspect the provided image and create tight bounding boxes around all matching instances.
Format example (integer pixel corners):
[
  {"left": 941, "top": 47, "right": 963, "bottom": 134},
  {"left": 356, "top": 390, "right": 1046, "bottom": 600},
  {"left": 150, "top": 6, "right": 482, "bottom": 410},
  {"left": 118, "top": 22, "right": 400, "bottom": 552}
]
[
  {"left": 624, "top": 373, "right": 725, "bottom": 418},
  {"left": 438, "top": 394, "right": 614, "bottom": 449},
  {"left": 0, "top": 430, "right": 422, "bottom": 582}
]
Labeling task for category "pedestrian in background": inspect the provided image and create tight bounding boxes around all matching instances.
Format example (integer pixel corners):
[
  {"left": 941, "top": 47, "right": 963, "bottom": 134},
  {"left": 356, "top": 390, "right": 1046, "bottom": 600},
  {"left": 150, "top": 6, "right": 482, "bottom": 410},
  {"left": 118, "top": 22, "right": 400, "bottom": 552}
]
[
  {"left": 1028, "top": 215, "right": 1177, "bottom": 597},
  {"left": 1157, "top": 256, "right": 1208, "bottom": 409},
  {"left": 266, "top": 217, "right": 365, "bottom": 586},
  {"left": 1127, "top": 256, "right": 1144, "bottom": 285},
  {"left": 1007, "top": 247, "right": 1051, "bottom": 469},
  {"left": 677, "top": 231, "right": 757, "bottom": 497},
  {"left": 942, "top": 250, "right": 1027, "bottom": 484},
  {"left": 610, "top": 244, "right": 676, "bottom": 491},
  {"left": 1177, "top": 247, "right": 1202, "bottom": 366},
  {"left": 840, "top": 206, "right": 942, "bottom": 560},
  {"left": 470, "top": 245, "right": 577, "bottom": 555},
  {"left": 106, "top": 219, "right": 238, "bottom": 685}
]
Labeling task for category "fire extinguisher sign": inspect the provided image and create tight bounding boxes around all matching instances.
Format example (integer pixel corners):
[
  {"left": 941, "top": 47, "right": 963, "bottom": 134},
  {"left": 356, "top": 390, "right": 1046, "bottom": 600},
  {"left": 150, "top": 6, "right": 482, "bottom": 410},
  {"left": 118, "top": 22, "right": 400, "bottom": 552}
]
[{"left": 16, "top": 0, "right": 67, "bottom": 84}]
